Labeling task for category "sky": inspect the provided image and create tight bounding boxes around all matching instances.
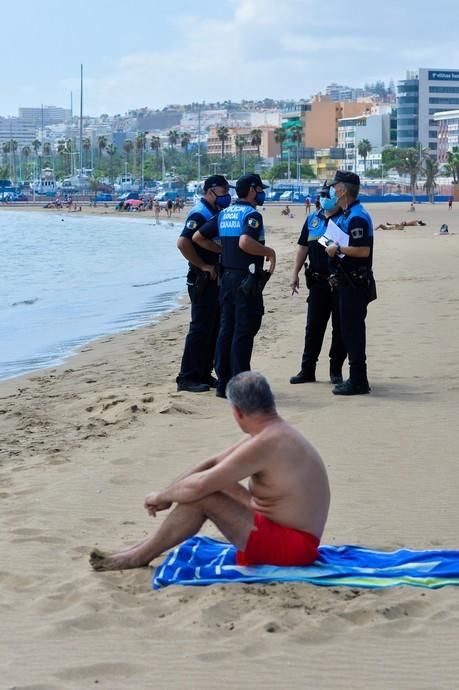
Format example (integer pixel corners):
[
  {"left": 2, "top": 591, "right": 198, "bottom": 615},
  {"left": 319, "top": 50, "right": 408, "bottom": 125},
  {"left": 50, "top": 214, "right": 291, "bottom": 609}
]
[{"left": 2, "top": 0, "right": 459, "bottom": 118}]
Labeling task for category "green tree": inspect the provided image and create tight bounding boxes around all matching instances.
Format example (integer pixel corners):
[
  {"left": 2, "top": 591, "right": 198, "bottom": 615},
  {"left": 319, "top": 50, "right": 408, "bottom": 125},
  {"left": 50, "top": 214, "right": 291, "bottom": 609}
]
[
  {"left": 150, "top": 135, "right": 161, "bottom": 161},
  {"left": 357, "top": 138, "right": 372, "bottom": 173},
  {"left": 82, "top": 137, "right": 91, "bottom": 169},
  {"left": 235, "top": 134, "right": 247, "bottom": 170},
  {"left": 423, "top": 157, "right": 439, "bottom": 202},
  {"left": 97, "top": 135, "right": 107, "bottom": 167},
  {"left": 168, "top": 129, "right": 179, "bottom": 149},
  {"left": 123, "top": 139, "right": 134, "bottom": 167},
  {"left": 21, "top": 145, "right": 31, "bottom": 179},
  {"left": 180, "top": 132, "right": 191, "bottom": 156},
  {"left": 250, "top": 128, "right": 263, "bottom": 158},
  {"left": 216, "top": 126, "right": 229, "bottom": 159},
  {"left": 106, "top": 143, "right": 117, "bottom": 181},
  {"left": 274, "top": 127, "right": 287, "bottom": 159},
  {"left": 445, "top": 146, "right": 459, "bottom": 184},
  {"left": 56, "top": 140, "right": 66, "bottom": 174},
  {"left": 42, "top": 142, "right": 51, "bottom": 159}
]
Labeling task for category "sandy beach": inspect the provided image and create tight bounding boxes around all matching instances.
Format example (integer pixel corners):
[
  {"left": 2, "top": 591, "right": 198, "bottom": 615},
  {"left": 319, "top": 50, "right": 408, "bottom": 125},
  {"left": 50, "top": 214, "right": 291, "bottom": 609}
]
[{"left": 1, "top": 201, "right": 459, "bottom": 690}]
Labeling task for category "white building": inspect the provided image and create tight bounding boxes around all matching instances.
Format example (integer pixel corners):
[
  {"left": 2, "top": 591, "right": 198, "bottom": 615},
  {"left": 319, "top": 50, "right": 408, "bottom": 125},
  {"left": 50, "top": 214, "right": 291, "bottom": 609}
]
[
  {"left": 397, "top": 68, "right": 459, "bottom": 154},
  {"left": 0, "top": 117, "right": 38, "bottom": 146},
  {"left": 433, "top": 109, "right": 459, "bottom": 164},
  {"left": 338, "top": 109, "right": 391, "bottom": 173}
]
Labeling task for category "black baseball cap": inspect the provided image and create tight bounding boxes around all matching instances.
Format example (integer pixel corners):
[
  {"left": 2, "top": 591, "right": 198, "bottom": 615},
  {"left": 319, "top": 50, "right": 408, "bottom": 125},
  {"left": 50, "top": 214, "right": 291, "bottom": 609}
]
[
  {"left": 235, "top": 173, "right": 269, "bottom": 197},
  {"left": 203, "top": 175, "right": 233, "bottom": 191},
  {"left": 330, "top": 170, "right": 360, "bottom": 186},
  {"left": 319, "top": 180, "right": 331, "bottom": 196}
]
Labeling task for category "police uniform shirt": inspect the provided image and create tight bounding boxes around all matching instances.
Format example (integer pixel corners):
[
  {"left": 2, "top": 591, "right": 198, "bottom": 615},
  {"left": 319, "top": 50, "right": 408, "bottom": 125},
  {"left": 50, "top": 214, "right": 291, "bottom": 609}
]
[
  {"left": 200, "top": 201, "right": 265, "bottom": 271},
  {"left": 337, "top": 200, "right": 373, "bottom": 271},
  {"left": 180, "top": 198, "right": 219, "bottom": 266},
  {"left": 298, "top": 210, "right": 342, "bottom": 276}
]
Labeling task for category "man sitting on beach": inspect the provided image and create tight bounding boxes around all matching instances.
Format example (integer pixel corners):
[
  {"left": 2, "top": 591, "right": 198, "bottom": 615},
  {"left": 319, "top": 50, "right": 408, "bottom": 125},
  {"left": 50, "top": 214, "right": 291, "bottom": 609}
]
[
  {"left": 90, "top": 371, "right": 330, "bottom": 571},
  {"left": 375, "top": 220, "right": 426, "bottom": 230}
]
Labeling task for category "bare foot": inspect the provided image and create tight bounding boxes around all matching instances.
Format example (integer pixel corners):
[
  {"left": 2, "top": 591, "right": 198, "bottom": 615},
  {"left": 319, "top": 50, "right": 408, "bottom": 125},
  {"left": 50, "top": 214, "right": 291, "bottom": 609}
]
[{"left": 89, "top": 547, "right": 149, "bottom": 571}]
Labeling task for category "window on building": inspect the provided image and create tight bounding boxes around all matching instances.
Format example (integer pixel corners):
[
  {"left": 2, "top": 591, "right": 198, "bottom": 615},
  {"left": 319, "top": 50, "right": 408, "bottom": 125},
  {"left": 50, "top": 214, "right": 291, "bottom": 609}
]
[
  {"left": 429, "top": 98, "right": 459, "bottom": 105},
  {"left": 429, "top": 86, "right": 459, "bottom": 93}
]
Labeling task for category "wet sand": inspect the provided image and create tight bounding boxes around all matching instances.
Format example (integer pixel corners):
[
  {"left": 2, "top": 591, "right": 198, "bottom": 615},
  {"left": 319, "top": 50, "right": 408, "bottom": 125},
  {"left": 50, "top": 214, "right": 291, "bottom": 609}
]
[{"left": 1, "top": 202, "right": 458, "bottom": 689}]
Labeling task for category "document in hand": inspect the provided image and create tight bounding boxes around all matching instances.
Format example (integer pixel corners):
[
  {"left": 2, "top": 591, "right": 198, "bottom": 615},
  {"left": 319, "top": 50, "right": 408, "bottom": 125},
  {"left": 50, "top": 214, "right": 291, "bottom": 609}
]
[{"left": 318, "top": 219, "right": 349, "bottom": 257}]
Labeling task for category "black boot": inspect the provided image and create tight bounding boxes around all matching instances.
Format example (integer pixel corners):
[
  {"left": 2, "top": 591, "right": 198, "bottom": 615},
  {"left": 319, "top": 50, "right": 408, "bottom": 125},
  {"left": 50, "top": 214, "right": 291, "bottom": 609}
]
[
  {"left": 332, "top": 379, "right": 370, "bottom": 396},
  {"left": 290, "top": 369, "right": 316, "bottom": 384}
]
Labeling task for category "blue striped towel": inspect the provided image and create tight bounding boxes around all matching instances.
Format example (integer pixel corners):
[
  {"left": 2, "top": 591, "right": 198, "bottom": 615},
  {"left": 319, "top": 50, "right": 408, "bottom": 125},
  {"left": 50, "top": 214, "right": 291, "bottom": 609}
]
[{"left": 152, "top": 536, "right": 459, "bottom": 590}]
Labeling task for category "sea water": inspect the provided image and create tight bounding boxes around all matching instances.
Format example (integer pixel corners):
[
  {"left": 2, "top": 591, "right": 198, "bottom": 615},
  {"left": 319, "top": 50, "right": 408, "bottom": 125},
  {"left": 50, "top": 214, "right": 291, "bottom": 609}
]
[{"left": 0, "top": 211, "right": 186, "bottom": 381}]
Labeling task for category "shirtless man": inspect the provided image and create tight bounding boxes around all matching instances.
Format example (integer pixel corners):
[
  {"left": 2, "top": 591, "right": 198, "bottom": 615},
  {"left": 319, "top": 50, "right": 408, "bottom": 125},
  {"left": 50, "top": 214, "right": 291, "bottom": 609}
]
[{"left": 90, "top": 372, "right": 330, "bottom": 571}]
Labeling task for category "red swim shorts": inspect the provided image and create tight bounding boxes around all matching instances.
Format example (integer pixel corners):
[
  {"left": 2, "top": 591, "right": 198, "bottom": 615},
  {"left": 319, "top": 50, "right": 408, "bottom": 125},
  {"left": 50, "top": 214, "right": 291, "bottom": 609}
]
[{"left": 236, "top": 512, "right": 320, "bottom": 567}]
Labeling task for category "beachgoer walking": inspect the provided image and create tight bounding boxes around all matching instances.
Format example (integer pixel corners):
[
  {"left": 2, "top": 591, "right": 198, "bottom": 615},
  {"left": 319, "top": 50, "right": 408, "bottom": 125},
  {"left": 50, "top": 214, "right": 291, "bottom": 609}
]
[{"left": 305, "top": 195, "right": 311, "bottom": 215}]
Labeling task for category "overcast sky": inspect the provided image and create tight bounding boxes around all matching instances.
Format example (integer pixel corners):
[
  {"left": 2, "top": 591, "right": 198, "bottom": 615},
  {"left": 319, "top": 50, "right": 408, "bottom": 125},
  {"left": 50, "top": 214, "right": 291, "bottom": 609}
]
[{"left": 2, "top": 0, "right": 459, "bottom": 117}]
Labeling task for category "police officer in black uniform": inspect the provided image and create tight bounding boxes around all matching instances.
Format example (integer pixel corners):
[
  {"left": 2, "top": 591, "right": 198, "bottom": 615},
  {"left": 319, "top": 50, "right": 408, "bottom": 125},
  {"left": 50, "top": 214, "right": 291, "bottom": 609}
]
[
  {"left": 194, "top": 174, "right": 276, "bottom": 398},
  {"left": 325, "top": 171, "right": 376, "bottom": 395},
  {"left": 289, "top": 182, "right": 347, "bottom": 385},
  {"left": 176, "top": 175, "right": 232, "bottom": 393}
]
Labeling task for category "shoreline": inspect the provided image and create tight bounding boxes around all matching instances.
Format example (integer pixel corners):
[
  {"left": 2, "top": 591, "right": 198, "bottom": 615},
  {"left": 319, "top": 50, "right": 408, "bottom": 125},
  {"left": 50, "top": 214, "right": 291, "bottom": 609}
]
[{"left": 2, "top": 203, "right": 459, "bottom": 688}]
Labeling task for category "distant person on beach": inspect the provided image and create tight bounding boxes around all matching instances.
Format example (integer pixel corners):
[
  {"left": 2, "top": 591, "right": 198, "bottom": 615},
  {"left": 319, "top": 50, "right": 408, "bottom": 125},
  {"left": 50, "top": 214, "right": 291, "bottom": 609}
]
[
  {"left": 281, "top": 205, "right": 291, "bottom": 216},
  {"left": 289, "top": 181, "right": 346, "bottom": 386},
  {"left": 375, "top": 220, "right": 426, "bottom": 230},
  {"left": 90, "top": 372, "right": 330, "bottom": 571},
  {"left": 166, "top": 199, "right": 173, "bottom": 217},
  {"left": 176, "top": 175, "right": 232, "bottom": 393},
  {"left": 325, "top": 171, "right": 376, "bottom": 396},
  {"left": 409, "top": 202, "right": 415, "bottom": 212},
  {"left": 448, "top": 196, "right": 453, "bottom": 210},
  {"left": 305, "top": 195, "right": 311, "bottom": 215},
  {"left": 154, "top": 200, "right": 161, "bottom": 223},
  {"left": 194, "top": 174, "right": 276, "bottom": 399}
]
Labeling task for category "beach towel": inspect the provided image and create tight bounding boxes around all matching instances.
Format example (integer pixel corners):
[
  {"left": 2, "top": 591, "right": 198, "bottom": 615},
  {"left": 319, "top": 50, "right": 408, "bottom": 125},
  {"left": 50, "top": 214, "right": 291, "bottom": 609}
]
[{"left": 152, "top": 536, "right": 459, "bottom": 590}]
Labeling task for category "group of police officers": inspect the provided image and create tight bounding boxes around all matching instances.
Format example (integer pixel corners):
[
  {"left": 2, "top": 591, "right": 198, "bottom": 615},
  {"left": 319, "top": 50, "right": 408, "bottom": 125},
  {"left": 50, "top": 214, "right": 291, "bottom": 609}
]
[{"left": 176, "top": 169, "right": 376, "bottom": 398}]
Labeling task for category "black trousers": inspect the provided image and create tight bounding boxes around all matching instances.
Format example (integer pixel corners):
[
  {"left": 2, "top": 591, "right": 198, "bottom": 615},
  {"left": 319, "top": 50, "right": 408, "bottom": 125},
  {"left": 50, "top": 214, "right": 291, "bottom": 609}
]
[
  {"left": 336, "top": 284, "right": 369, "bottom": 386},
  {"left": 301, "top": 281, "right": 347, "bottom": 375},
  {"left": 215, "top": 271, "right": 264, "bottom": 394},
  {"left": 177, "top": 280, "right": 219, "bottom": 383}
]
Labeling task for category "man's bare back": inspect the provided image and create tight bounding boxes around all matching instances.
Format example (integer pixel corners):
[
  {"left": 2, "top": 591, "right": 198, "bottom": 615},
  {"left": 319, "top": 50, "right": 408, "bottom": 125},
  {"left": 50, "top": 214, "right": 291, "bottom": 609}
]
[{"left": 90, "top": 373, "right": 330, "bottom": 572}]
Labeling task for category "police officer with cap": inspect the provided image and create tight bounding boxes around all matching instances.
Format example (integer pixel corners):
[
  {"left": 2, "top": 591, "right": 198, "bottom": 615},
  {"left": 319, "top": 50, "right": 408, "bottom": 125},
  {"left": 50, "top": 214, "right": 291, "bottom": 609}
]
[
  {"left": 289, "top": 181, "right": 347, "bottom": 385},
  {"left": 194, "top": 173, "right": 276, "bottom": 398},
  {"left": 325, "top": 170, "right": 376, "bottom": 395},
  {"left": 176, "top": 174, "right": 232, "bottom": 393}
]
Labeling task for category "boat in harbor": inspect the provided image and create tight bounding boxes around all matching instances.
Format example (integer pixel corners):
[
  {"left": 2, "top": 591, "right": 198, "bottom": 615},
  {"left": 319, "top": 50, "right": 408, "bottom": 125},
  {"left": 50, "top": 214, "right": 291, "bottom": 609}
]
[
  {"left": 30, "top": 168, "right": 57, "bottom": 196},
  {"left": 113, "top": 172, "right": 140, "bottom": 193}
]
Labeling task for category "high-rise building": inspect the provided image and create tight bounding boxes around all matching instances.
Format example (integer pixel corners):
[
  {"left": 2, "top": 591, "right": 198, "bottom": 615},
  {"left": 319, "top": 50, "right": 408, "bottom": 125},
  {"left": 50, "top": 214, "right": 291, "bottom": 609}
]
[
  {"left": 18, "top": 106, "right": 71, "bottom": 127},
  {"left": 433, "top": 110, "right": 459, "bottom": 164},
  {"left": 397, "top": 68, "right": 459, "bottom": 153}
]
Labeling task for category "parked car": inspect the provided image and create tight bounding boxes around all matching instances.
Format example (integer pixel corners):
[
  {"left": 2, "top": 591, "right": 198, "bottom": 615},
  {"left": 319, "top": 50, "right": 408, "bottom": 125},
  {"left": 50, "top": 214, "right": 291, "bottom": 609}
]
[{"left": 95, "top": 193, "right": 113, "bottom": 202}]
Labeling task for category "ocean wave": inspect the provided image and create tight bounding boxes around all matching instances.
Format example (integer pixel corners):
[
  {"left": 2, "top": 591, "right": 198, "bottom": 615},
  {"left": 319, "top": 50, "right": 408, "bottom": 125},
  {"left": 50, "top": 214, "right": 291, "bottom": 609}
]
[{"left": 11, "top": 298, "right": 39, "bottom": 307}]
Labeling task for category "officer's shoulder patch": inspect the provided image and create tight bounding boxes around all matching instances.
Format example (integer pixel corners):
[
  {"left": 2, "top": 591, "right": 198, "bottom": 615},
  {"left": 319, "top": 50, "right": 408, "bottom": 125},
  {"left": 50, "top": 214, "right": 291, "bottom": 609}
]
[
  {"left": 186, "top": 219, "right": 198, "bottom": 231},
  {"left": 310, "top": 217, "right": 320, "bottom": 228},
  {"left": 248, "top": 217, "right": 260, "bottom": 229},
  {"left": 351, "top": 227, "right": 364, "bottom": 239}
]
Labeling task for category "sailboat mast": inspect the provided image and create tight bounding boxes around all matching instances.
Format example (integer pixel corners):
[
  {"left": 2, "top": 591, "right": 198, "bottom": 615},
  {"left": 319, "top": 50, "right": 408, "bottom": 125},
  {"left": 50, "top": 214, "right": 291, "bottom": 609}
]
[{"left": 79, "top": 64, "right": 83, "bottom": 177}]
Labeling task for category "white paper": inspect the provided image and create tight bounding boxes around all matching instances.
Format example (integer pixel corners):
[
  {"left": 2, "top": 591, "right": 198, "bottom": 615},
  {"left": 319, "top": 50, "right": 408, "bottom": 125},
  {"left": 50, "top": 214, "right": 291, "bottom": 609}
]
[{"left": 318, "top": 219, "right": 349, "bottom": 257}]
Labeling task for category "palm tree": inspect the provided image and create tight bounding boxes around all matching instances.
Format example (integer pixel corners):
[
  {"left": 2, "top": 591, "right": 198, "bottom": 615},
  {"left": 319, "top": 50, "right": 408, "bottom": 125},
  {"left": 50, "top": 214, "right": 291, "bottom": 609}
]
[
  {"left": 82, "top": 137, "right": 91, "bottom": 169},
  {"left": 42, "top": 142, "right": 51, "bottom": 158},
  {"left": 358, "top": 139, "right": 372, "bottom": 173},
  {"left": 31, "top": 139, "right": 41, "bottom": 157},
  {"left": 150, "top": 136, "right": 161, "bottom": 161},
  {"left": 168, "top": 129, "right": 179, "bottom": 149},
  {"left": 445, "top": 146, "right": 459, "bottom": 184},
  {"left": 250, "top": 128, "right": 263, "bottom": 158},
  {"left": 21, "top": 145, "right": 31, "bottom": 179},
  {"left": 290, "top": 126, "right": 303, "bottom": 180},
  {"left": 106, "top": 143, "right": 117, "bottom": 181},
  {"left": 216, "top": 126, "right": 229, "bottom": 159},
  {"left": 235, "top": 134, "right": 247, "bottom": 170},
  {"left": 2, "top": 141, "right": 10, "bottom": 168},
  {"left": 56, "top": 140, "right": 66, "bottom": 174},
  {"left": 123, "top": 139, "right": 134, "bottom": 167},
  {"left": 274, "top": 127, "right": 287, "bottom": 159},
  {"left": 9, "top": 140, "right": 18, "bottom": 182},
  {"left": 423, "top": 157, "right": 439, "bottom": 203},
  {"left": 65, "top": 139, "right": 74, "bottom": 175},
  {"left": 180, "top": 132, "right": 191, "bottom": 156},
  {"left": 97, "top": 135, "right": 107, "bottom": 168},
  {"left": 394, "top": 147, "right": 423, "bottom": 200}
]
